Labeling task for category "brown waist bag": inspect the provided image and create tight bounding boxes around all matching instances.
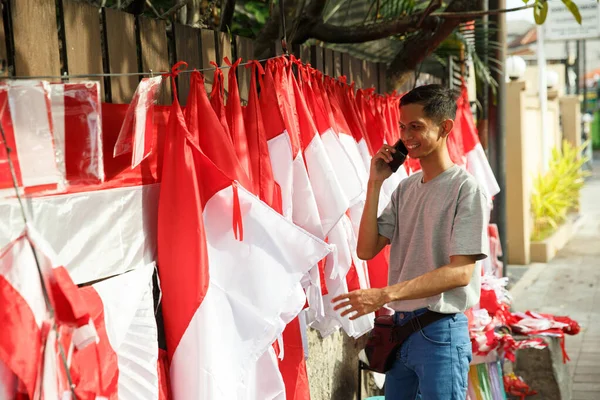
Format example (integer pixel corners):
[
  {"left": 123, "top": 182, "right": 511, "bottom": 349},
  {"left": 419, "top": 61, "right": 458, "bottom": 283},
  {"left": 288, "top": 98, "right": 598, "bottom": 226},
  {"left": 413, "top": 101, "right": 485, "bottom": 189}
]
[{"left": 364, "top": 311, "right": 453, "bottom": 373}]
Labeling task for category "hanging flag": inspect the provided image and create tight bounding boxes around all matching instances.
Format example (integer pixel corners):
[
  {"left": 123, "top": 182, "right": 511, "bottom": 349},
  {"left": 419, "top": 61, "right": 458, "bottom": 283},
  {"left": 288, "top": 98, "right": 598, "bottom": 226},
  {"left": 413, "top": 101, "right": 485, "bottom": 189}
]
[
  {"left": 209, "top": 62, "right": 231, "bottom": 140},
  {"left": 185, "top": 71, "right": 252, "bottom": 191},
  {"left": 225, "top": 58, "right": 252, "bottom": 176},
  {"left": 244, "top": 60, "right": 281, "bottom": 211},
  {"left": 285, "top": 64, "right": 373, "bottom": 339},
  {"left": 113, "top": 76, "right": 162, "bottom": 169},
  {"left": 77, "top": 263, "right": 162, "bottom": 400},
  {"left": 157, "top": 77, "right": 331, "bottom": 400},
  {"left": 455, "top": 84, "right": 500, "bottom": 200},
  {"left": 0, "top": 229, "right": 120, "bottom": 399}
]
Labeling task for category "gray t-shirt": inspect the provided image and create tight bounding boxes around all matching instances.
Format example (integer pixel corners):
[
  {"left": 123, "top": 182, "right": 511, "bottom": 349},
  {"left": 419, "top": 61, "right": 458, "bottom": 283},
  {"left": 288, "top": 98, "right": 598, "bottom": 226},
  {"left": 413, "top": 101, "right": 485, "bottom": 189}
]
[{"left": 377, "top": 165, "right": 489, "bottom": 313}]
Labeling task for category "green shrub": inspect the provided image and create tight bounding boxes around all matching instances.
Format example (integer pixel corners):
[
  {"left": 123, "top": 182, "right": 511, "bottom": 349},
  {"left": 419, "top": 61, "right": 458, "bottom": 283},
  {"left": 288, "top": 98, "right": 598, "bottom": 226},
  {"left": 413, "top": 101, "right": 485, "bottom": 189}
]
[{"left": 530, "top": 140, "right": 590, "bottom": 242}]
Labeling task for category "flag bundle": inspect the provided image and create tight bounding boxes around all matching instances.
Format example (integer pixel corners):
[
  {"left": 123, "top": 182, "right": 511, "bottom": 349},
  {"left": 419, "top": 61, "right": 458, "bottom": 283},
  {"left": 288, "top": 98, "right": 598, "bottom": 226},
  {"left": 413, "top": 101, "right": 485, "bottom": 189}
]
[{"left": 0, "top": 53, "right": 503, "bottom": 400}]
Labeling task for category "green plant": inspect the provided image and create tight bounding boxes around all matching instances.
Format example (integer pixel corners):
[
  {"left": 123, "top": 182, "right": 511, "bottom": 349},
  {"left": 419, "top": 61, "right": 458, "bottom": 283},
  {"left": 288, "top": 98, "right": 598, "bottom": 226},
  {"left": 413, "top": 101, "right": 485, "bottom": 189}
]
[{"left": 530, "top": 140, "right": 590, "bottom": 242}]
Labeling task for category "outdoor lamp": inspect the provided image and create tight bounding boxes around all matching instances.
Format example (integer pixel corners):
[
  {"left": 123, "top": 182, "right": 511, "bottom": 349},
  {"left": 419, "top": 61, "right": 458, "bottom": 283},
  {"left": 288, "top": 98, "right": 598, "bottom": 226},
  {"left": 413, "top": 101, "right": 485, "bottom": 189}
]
[
  {"left": 546, "top": 70, "right": 559, "bottom": 89},
  {"left": 506, "top": 56, "right": 526, "bottom": 81}
]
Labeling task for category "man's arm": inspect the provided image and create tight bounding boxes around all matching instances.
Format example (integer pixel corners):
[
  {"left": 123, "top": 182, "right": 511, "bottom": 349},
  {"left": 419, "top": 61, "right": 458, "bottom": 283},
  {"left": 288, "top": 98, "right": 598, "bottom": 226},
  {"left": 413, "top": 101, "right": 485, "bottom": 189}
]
[
  {"left": 381, "top": 254, "right": 477, "bottom": 302},
  {"left": 332, "top": 254, "right": 478, "bottom": 319},
  {"left": 356, "top": 144, "right": 397, "bottom": 260},
  {"left": 356, "top": 180, "right": 390, "bottom": 260}
]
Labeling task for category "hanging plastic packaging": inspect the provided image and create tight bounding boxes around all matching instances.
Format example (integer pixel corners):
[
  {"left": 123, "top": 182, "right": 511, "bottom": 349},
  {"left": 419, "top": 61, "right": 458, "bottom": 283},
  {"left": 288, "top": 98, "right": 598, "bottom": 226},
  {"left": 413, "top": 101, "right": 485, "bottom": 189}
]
[
  {"left": 52, "top": 81, "right": 105, "bottom": 185},
  {"left": 113, "top": 76, "right": 162, "bottom": 169},
  {"left": 0, "top": 80, "right": 66, "bottom": 195}
]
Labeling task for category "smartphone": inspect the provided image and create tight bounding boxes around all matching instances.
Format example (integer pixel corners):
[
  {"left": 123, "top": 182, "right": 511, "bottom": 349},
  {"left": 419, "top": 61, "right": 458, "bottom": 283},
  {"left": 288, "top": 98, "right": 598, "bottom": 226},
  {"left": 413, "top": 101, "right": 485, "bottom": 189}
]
[{"left": 387, "top": 139, "right": 408, "bottom": 172}]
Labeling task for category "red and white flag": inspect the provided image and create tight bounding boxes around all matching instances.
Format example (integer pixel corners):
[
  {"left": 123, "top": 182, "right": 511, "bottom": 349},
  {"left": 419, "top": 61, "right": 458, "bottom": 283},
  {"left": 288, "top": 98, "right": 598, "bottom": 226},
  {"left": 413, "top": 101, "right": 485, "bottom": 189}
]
[
  {"left": 455, "top": 84, "right": 500, "bottom": 201},
  {"left": 0, "top": 227, "right": 165, "bottom": 400},
  {"left": 157, "top": 74, "right": 331, "bottom": 400}
]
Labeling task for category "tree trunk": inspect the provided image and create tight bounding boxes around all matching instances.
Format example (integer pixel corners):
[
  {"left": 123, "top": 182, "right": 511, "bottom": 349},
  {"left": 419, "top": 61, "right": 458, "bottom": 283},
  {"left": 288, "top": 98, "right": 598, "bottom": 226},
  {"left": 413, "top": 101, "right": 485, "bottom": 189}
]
[
  {"left": 185, "top": 0, "right": 203, "bottom": 27},
  {"left": 386, "top": 0, "right": 479, "bottom": 89}
]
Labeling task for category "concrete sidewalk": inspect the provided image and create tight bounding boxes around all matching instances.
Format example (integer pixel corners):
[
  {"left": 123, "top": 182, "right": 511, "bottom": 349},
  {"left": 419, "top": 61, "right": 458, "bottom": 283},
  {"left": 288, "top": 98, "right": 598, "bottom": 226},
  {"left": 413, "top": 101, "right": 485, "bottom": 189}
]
[{"left": 508, "top": 153, "right": 600, "bottom": 399}]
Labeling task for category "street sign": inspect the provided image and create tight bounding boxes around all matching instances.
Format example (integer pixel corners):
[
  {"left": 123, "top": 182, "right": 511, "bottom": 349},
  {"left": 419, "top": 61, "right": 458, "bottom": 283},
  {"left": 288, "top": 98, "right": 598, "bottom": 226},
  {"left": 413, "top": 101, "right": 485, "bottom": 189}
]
[{"left": 544, "top": 0, "right": 600, "bottom": 41}]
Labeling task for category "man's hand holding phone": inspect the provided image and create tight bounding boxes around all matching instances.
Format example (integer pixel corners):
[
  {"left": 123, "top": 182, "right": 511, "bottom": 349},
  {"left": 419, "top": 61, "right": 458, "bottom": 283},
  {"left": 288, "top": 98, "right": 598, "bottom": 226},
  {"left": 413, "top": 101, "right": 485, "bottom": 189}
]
[
  {"left": 370, "top": 144, "right": 396, "bottom": 183},
  {"left": 370, "top": 140, "right": 408, "bottom": 183}
]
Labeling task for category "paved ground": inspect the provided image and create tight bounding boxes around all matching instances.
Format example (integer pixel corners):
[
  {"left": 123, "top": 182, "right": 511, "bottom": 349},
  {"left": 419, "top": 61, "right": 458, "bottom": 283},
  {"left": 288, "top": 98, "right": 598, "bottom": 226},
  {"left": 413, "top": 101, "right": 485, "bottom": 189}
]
[{"left": 508, "top": 153, "right": 600, "bottom": 400}]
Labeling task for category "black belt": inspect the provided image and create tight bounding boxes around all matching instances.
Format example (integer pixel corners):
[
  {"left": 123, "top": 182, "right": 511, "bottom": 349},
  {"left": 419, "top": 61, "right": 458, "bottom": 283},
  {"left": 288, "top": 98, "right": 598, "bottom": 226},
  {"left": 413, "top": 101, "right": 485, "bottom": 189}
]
[{"left": 391, "top": 310, "right": 453, "bottom": 342}]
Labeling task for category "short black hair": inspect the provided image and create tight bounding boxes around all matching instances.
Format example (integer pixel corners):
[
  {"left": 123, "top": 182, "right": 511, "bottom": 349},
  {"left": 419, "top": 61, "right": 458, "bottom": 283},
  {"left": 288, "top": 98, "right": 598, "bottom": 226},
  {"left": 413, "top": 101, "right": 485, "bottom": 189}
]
[{"left": 400, "top": 84, "right": 458, "bottom": 122}]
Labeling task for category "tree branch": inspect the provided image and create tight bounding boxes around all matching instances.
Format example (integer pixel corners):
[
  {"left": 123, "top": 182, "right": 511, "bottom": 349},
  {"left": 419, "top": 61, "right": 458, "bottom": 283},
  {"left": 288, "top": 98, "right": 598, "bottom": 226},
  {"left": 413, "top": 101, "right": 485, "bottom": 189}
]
[
  {"left": 145, "top": 0, "right": 163, "bottom": 19},
  {"left": 299, "top": 2, "right": 533, "bottom": 45},
  {"left": 160, "top": 0, "right": 189, "bottom": 19},
  {"left": 434, "top": 3, "right": 534, "bottom": 18},
  {"left": 219, "top": 0, "right": 237, "bottom": 31},
  {"left": 387, "top": 0, "right": 479, "bottom": 88},
  {"left": 308, "top": 15, "right": 437, "bottom": 43},
  {"left": 417, "top": 0, "right": 442, "bottom": 27}
]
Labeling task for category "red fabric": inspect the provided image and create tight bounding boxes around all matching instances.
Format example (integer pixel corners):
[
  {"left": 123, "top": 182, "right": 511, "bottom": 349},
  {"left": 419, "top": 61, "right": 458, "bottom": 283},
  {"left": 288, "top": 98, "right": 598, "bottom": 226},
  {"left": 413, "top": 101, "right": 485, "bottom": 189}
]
[
  {"left": 47, "top": 266, "right": 91, "bottom": 328},
  {"left": 299, "top": 67, "right": 330, "bottom": 136},
  {"left": 267, "top": 60, "right": 301, "bottom": 155},
  {"left": 329, "top": 79, "right": 366, "bottom": 147},
  {"left": 503, "top": 374, "right": 537, "bottom": 399},
  {"left": 0, "top": 273, "right": 41, "bottom": 399},
  {"left": 209, "top": 62, "right": 231, "bottom": 138},
  {"left": 68, "top": 286, "right": 120, "bottom": 399},
  {"left": 290, "top": 68, "right": 318, "bottom": 152},
  {"left": 225, "top": 58, "right": 252, "bottom": 176},
  {"left": 265, "top": 59, "right": 313, "bottom": 400},
  {"left": 0, "top": 88, "right": 23, "bottom": 189},
  {"left": 185, "top": 71, "right": 251, "bottom": 194},
  {"left": 279, "top": 318, "right": 311, "bottom": 400},
  {"left": 244, "top": 61, "right": 282, "bottom": 213},
  {"left": 318, "top": 75, "right": 351, "bottom": 137},
  {"left": 367, "top": 246, "right": 390, "bottom": 289},
  {"left": 157, "top": 349, "right": 172, "bottom": 400},
  {"left": 455, "top": 84, "right": 479, "bottom": 155},
  {"left": 479, "top": 289, "right": 500, "bottom": 316},
  {"left": 62, "top": 83, "right": 104, "bottom": 183},
  {"left": 156, "top": 91, "right": 210, "bottom": 360},
  {"left": 259, "top": 66, "right": 287, "bottom": 142},
  {"left": 100, "top": 103, "right": 168, "bottom": 188},
  {"left": 318, "top": 257, "right": 329, "bottom": 296},
  {"left": 346, "top": 262, "right": 361, "bottom": 292},
  {"left": 110, "top": 79, "right": 159, "bottom": 170},
  {"left": 357, "top": 90, "right": 385, "bottom": 152}
]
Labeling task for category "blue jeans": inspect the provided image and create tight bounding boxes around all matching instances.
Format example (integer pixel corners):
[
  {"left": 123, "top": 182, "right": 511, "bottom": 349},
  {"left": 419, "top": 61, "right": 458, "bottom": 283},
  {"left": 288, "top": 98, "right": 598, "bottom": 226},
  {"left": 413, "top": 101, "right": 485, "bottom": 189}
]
[{"left": 384, "top": 308, "right": 472, "bottom": 400}]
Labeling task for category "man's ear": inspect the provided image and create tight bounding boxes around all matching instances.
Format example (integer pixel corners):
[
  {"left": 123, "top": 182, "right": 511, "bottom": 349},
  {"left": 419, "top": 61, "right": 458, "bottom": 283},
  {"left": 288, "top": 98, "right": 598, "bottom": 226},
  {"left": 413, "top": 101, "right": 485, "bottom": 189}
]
[{"left": 439, "top": 119, "right": 454, "bottom": 138}]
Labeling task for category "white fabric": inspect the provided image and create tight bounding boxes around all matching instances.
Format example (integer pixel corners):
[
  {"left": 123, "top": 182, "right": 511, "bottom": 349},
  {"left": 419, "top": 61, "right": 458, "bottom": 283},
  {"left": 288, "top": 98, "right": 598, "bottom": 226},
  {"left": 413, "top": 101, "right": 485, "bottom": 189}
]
[
  {"left": 466, "top": 143, "right": 501, "bottom": 200},
  {"left": 94, "top": 263, "right": 159, "bottom": 400},
  {"left": 267, "top": 132, "right": 295, "bottom": 221},
  {"left": 308, "top": 217, "right": 374, "bottom": 339},
  {"left": 304, "top": 133, "right": 348, "bottom": 238},
  {"left": 40, "top": 329, "right": 60, "bottom": 400},
  {"left": 0, "top": 359, "right": 16, "bottom": 400},
  {"left": 356, "top": 138, "right": 372, "bottom": 173},
  {"left": 50, "top": 84, "right": 67, "bottom": 179},
  {"left": 0, "top": 184, "right": 159, "bottom": 285},
  {"left": 169, "top": 184, "right": 331, "bottom": 400},
  {"left": 268, "top": 132, "right": 326, "bottom": 323},
  {"left": 132, "top": 79, "right": 152, "bottom": 168},
  {"left": 243, "top": 347, "right": 286, "bottom": 400},
  {"left": 321, "top": 129, "right": 365, "bottom": 208},
  {"left": 0, "top": 234, "right": 49, "bottom": 327},
  {"left": 338, "top": 133, "right": 369, "bottom": 189},
  {"left": 7, "top": 81, "right": 63, "bottom": 188}
]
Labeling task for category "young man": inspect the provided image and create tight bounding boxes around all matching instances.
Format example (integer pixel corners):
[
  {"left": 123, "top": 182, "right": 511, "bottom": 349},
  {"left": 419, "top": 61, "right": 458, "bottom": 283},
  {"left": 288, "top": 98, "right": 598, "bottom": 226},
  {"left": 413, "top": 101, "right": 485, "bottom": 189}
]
[{"left": 333, "top": 84, "right": 489, "bottom": 399}]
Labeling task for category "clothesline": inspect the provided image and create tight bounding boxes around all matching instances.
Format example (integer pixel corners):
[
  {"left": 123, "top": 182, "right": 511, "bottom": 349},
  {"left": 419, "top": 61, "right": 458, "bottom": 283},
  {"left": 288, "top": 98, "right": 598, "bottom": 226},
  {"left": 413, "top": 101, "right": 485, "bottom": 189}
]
[{"left": 0, "top": 55, "right": 284, "bottom": 81}]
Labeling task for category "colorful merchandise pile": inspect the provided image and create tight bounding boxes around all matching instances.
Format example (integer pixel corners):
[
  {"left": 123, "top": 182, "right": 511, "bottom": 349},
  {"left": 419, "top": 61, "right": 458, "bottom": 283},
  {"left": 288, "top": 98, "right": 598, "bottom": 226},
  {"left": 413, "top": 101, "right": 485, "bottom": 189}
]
[{"left": 0, "top": 54, "right": 573, "bottom": 399}]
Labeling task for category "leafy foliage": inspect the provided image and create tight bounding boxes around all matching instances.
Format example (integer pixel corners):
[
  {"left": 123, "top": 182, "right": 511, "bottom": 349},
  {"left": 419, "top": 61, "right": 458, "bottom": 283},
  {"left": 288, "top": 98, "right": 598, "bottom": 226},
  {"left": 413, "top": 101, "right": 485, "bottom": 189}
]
[
  {"left": 230, "top": 1, "right": 270, "bottom": 37},
  {"left": 531, "top": 140, "right": 590, "bottom": 242}
]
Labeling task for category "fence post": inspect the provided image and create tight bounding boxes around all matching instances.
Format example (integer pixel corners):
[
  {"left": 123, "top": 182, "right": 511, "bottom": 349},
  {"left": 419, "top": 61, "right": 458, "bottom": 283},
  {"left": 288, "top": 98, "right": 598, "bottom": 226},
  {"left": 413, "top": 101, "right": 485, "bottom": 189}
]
[{"left": 505, "top": 80, "right": 530, "bottom": 265}]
